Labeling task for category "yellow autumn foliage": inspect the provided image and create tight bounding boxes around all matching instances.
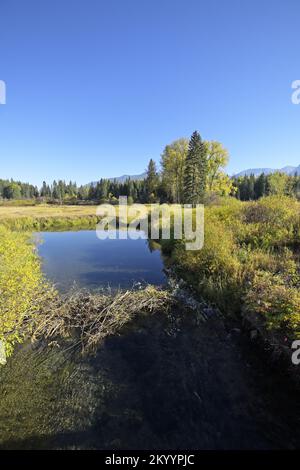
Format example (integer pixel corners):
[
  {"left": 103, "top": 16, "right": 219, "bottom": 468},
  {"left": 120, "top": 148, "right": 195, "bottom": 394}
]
[{"left": 0, "top": 225, "right": 52, "bottom": 356}]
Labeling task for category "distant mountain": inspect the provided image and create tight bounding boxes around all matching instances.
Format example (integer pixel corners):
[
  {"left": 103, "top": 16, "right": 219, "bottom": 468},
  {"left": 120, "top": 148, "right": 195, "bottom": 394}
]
[
  {"left": 108, "top": 172, "right": 147, "bottom": 183},
  {"left": 90, "top": 172, "right": 147, "bottom": 186},
  {"left": 90, "top": 165, "right": 300, "bottom": 186},
  {"left": 234, "top": 165, "right": 300, "bottom": 177}
]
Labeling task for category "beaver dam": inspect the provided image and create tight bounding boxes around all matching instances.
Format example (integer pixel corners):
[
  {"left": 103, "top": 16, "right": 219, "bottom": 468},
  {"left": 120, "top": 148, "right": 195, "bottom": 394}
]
[{"left": 0, "top": 230, "right": 300, "bottom": 449}]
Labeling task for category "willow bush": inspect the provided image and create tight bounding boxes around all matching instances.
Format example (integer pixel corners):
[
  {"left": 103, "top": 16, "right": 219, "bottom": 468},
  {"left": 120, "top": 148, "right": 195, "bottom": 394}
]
[
  {"left": 0, "top": 226, "right": 53, "bottom": 357},
  {"left": 244, "top": 270, "right": 300, "bottom": 339}
]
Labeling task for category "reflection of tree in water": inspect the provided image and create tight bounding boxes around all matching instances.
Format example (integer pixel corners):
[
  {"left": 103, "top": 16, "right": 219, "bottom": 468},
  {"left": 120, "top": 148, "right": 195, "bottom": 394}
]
[{"left": 147, "top": 239, "right": 161, "bottom": 253}]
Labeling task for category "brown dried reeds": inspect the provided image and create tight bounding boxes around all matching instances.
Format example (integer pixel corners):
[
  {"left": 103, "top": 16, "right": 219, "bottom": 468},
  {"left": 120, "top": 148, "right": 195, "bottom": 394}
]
[{"left": 32, "top": 286, "right": 174, "bottom": 354}]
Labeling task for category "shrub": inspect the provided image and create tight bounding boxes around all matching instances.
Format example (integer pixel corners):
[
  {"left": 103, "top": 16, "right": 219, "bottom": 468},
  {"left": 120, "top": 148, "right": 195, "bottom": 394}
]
[
  {"left": 172, "top": 212, "right": 242, "bottom": 312},
  {"left": 0, "top": 226, "right": 54, "bottom": 356},
  {"left": 241, "top": 195, "right": 300, "bottom": 248},
  {"left": 244, "top": 271, "right": 300, "bottom": 339}
]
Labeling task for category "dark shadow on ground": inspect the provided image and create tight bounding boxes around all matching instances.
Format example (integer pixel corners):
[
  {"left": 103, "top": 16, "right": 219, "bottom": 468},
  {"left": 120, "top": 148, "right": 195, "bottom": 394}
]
[{"left": 1, "top": 307, "right": 300, "bottom": 450}]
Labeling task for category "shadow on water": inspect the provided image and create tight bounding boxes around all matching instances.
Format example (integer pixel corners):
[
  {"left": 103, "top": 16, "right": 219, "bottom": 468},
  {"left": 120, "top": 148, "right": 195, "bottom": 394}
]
[{"left": 1, "top": 306, "right": 300, "bottom": 450}]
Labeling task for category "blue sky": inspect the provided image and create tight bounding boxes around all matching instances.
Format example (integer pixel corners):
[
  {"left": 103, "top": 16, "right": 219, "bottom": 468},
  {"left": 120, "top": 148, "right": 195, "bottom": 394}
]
[{"left": 0, "top": 0, "right": 299, "bottom": 186}]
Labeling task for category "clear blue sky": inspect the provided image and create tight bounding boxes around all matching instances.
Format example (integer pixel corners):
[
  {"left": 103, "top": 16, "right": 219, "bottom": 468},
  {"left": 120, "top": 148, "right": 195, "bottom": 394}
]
[{"left": 0, "top": 0, "right": 299, "bottom": 186}]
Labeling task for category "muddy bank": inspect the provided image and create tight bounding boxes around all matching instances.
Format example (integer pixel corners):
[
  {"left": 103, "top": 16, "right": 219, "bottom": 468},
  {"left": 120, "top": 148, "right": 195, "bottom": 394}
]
[{"left": 0, "top": 299, "right": 300, "bottom": 450}]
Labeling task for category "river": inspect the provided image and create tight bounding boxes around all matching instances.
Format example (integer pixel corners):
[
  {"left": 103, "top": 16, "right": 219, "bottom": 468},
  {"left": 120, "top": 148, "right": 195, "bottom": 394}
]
[{"left": 0, "top": 230, "right": 299, "bottom": 449}]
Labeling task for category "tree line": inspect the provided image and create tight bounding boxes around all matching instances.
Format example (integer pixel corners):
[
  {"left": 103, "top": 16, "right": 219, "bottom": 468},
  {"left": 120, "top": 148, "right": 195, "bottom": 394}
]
[
  {"left": 232, "top": 172, "right": 300, "bottom": 200},
  {"left": 1, "top": 131, "right": 299, "bottom": 204},
  {"left": 0, "top": 131, "right": 230, "bottom": 204},
  {"left": 0, "top": 179, "right": 39, "bottom": 200}
]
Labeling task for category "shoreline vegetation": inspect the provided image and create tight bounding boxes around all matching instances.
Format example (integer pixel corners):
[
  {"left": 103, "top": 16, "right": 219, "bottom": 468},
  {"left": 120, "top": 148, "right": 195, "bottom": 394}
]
[
  {"left": 160, "top": 195, "right": 300, "bottom": 380},
  {"left": 0, "top": 194, "right": 299, "bottom": 383}
]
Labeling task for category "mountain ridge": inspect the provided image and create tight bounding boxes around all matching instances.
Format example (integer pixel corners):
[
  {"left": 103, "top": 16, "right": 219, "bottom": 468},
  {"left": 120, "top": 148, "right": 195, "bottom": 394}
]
[
  {"left": 234, "top": 165, "right": 300, "bottom": 177},
  {"left": 90, "top": 172, "right": 147, "bottom": 186},
  {"left": 91, "top": 165, "right": 300, "bottom": 186}
]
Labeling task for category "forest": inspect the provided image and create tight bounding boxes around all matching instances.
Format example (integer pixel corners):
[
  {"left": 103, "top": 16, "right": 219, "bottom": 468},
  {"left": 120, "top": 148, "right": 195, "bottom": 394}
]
[{"left": 1, "top": 133, "right": 299, "bottom": 205}]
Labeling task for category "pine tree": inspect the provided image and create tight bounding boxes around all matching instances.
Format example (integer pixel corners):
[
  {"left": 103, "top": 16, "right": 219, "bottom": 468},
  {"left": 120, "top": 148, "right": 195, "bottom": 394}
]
[
  {"left": 52, "top": 180, "right": 60, "bottom": 200},
  {"left": 248, "top": 174, "right": 255, "bottom": 200},
  {"left": 254, "top": 173, "right": 266, "bottom": 199},
  {"left": 145, "top": 159, "right": 159, "bottom": 201},
  {"left": 183, "top": 131, "right": 207, "bottom": 205}
]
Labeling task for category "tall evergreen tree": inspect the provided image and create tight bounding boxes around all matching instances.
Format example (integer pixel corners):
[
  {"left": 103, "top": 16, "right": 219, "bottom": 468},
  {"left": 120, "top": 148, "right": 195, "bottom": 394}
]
[
  {"left": 40, "top": 181, "right": 51, "bottom": 198},
  {"left": 183, "top": 131, "right": 207, "bottom": 204},
  {"left": 145, "top": 159, "right": 159, "bottom": 201},
  {"left": 248, "top": 174, "right": 256, "bottom": 200},
  {"left": 254, "top": 173, "right": 266, "bottom": 199}
]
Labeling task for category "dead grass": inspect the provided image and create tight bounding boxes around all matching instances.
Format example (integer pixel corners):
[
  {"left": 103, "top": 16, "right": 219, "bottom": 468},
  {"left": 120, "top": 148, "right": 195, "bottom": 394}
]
[
  {"left": 0, "top": 204, "right": 99, "bottom": 219},
  {"left": 32, "top": 286, "right": 174, "bottom": 354}
]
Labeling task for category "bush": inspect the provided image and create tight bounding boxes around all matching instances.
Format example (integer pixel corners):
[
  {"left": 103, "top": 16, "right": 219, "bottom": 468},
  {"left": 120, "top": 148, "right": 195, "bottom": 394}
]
[
  {"left": 241, "top": 195, "right": 300, "bottom": 248},
  {"left": 171, "top": 212, "right": 242, "bottom": 312},
  {"left": 0, "top": 226, "right": 54, "bottom": 356},
  {"left": 207, "top": 195, "right": 300, "bottom": 249},
  {"left": 244, "top": 271, "right": 300, "bottom": 339}
]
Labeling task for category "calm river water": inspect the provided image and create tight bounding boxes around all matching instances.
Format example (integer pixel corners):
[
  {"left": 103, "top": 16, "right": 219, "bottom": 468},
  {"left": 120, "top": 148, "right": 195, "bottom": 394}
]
[{"left": 36, "top": 230, "right": 166, "bottom": 291}]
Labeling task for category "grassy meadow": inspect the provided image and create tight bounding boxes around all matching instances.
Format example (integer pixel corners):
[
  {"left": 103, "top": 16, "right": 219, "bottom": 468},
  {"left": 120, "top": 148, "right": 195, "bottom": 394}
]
[
  {"left": 0, "top": 204, "right": 100, "bottom": 230},
  {"left": 0, "top": 202, "right": 180, "bottom": 230},
  {"left": 0, "top": 204, "right": 99, "bottom": 218}
]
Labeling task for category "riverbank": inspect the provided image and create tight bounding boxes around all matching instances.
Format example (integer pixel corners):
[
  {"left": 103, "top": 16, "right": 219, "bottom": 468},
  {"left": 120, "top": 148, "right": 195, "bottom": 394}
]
[
  {"left": 160, "top": 195, "right": 300, "bottom": 383},
  {"left": 1, "top": 289, "right": 300, "bottom": 450}
]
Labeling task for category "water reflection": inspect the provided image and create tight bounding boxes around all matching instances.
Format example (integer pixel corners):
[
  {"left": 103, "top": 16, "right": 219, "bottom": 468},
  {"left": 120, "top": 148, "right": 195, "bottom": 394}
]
[{"left": 36, "top": 230, "right": 166, "bottom": 292}]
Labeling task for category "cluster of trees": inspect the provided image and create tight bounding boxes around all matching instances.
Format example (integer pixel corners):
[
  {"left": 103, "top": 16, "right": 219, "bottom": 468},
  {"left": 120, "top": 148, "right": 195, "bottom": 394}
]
[
  {"left": 87, "top": 178, "right": 153, "bottom": 203},
  {"left": 0, "top": 179, "right": 84, "bottom": 202},
  {"left": 89, "top": 131, "right": 232, "bottom": 205},
  {"left": 147, "top": 131, "right": 233, "bottom": 204},
  {"left": 40, "top": 180, "right": 80, "bottom": 201},
  {"left": 9, "top": 131, "right": 300, "bottom": 204},
  {"left": 232, "top": 172, "right": 300, "bottom": 201},
  {"left": 0, "top": 179, "right": 39, "bottom": 200},
  {"left": 0, "top": 176, "right": 152, "bottom": 204},
  {"left": 3, "top": 134, "right": 300, "bottom": 204},
  {"left": 0, "top": 131, "right": 233, "bottom": 204}
]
